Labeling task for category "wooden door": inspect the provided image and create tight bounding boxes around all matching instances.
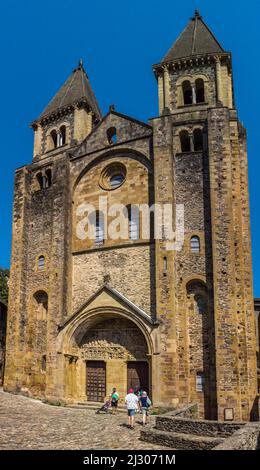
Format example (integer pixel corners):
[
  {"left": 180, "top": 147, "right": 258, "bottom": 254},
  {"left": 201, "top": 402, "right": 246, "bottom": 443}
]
[
  {"left": 127, "top": 361, "right": 149, "bottom": 393},
  {"left": 86, "top": 361, "right": 106, "bottom": 402}
]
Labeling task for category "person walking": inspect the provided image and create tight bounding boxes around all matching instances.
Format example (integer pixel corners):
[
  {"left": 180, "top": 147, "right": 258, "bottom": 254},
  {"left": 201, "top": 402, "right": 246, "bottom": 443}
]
[
  {"left": 139, "top": 391, "right": 151, "bottom": 425},
  {"left": 125, "top": 388, "right": 139, "bottom": 429},
  {"left": 110, "top": 387, "right": 119, "bottom": 415}
]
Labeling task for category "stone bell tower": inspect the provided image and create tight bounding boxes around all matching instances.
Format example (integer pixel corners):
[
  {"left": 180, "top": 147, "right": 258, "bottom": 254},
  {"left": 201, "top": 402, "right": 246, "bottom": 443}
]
[
  {"left": 4, "top": 60, "right": 102, "bottom": 397},
  {"left": 31, "top": 60, "right": 102, "bottom": 160},
  {"left": 152, "top": 10, "right": 258, "bottom": 420}
]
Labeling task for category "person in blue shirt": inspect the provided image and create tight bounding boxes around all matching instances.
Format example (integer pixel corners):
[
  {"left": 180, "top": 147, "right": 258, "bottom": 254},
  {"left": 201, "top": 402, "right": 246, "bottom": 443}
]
[{"left": 138, "top": 391, "right": 151, "bottom": 425}]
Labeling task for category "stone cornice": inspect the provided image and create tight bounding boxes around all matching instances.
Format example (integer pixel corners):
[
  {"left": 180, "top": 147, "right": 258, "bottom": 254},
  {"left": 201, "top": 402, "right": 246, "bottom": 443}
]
[
  {"left": 153, "top": 52, "right": 232, "bottom": 78},
  {"left": 30, "top": 98, "right": 95, "bottom": 129}
]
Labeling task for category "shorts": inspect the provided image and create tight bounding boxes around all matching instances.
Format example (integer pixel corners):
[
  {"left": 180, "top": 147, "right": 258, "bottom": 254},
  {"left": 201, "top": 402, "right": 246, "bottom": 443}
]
[
  {"left": 128, "top": 409, "right": 136, "bottom": 417},
  {"left": 141, "top": 407, "right": 148, "bottom": 415},
  {"left": 111, "top": 401, "right": 118, "bottom": 408}
]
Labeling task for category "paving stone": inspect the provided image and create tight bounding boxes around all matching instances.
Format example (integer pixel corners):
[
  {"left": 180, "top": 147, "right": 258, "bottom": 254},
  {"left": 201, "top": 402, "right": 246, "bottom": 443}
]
[{"left": 0, "top": 390, "right": 170, "bottom": 450}]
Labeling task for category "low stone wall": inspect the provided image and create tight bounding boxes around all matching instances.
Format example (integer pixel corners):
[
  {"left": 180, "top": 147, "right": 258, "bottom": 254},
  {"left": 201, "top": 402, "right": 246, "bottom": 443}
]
[
  {"left": 164, "top": 403, "right": 198, "bottom": 419},
  {"left": 213, "top": 423, "right": 260, "bottom": 450},
  {"left": 156, "top": 416, "right": 245, "bottom": 437}
]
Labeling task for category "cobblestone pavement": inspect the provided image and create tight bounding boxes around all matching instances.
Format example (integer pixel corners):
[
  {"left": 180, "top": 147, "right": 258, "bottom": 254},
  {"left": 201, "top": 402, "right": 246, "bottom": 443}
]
[{"left": 0, "top": 390, "right": 168, "bottom": 450}]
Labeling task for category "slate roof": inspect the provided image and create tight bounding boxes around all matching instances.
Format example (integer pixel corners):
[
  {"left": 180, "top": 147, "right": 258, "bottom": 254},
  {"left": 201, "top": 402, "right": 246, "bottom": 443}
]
[
  {"left": 38, "top": 61, "right": 102, "bottom": 121},
  {"left": 162, "top": 10, "right": 225, "bottom": 63}
]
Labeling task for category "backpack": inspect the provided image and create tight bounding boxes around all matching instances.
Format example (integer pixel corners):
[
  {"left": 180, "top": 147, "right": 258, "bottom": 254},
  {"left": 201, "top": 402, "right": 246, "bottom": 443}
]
[
  {"left": 111, "top": 392, "right": 118, "bottom": 403},
  {"left": 147, "top": 397, "right": 152, "bottom": 407}
]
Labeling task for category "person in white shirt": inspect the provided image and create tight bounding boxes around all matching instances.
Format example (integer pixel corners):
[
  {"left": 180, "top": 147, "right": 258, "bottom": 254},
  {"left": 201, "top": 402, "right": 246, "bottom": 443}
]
[{"left": 125, "top": 388, "right": 139, "bottom": 429}]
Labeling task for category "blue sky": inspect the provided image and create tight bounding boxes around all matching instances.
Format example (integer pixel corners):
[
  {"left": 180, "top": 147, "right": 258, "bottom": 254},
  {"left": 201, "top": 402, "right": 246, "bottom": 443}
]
[{"left": 1, "top": 0, "right": 260, "bottom": 295}]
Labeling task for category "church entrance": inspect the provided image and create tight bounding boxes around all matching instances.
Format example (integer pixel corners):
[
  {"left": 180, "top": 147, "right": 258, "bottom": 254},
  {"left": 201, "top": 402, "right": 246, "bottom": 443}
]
[
  {"left": 77, "top": 316, "right": 150, "bottom": 402},
  {"left": 127, "top": 361, "right": 149, "bottom": 393},
  {"left": 86, "top": 360, "right": 106, "bottom": 402}
]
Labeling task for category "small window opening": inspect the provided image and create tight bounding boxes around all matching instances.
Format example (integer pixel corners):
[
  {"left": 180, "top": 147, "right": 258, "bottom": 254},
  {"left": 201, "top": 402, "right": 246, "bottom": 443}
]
[
  {"left": 190, "top": 236, "right": 200, "bottom": 253},
  {"left": 194, "top": 295, "right": 206, "bottom": 314},
  {"left": 36, "top": 172, "right": 44, "bottom": 190},
  {"left": 163, "top": 256, "right": 167, "bottom": 276},
  {"left": 107, "top": 127, "right": 117, "bottom": 145},
  {"left": 51, "top": 130, "right": 58, "bottom": 148},
  {"left": 182, "top": 80, "right": 193, "bottom": 105},
  {"left": 196, "top": 372, "right": 204, "bottom": 392},
  {"left": 38, "top": 256, "right": 45, "bottom": 270},
  {"left": 180, "top": 130, "right": 191, "bottom": 152},
  {"left": 195, "top": 79, "right": 205, "bottom": 103},
  {"left": 193, "top": 129, "right": 203, "bottom": 151},
  {"left": 94, "top": 211, "right": 104, "bottom": 245},
  {"left": 45, "top": 169, "right": 52, "bottom": 188},
  {"left": 127, "top": 205, "right": 139, "bottom": 240},
  {"left": 41, "top": 355, "right": 46, "bottom": 372},
  {"left": 59, "top": 125, "right": 66, "bottom": 146}
]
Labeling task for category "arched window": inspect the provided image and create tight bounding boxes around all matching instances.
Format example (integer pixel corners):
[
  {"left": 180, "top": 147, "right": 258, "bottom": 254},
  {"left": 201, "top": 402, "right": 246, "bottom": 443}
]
[
  {"left": 59, "top": 125, "right": 66, "bottom": 146},
  {"left": 180, "top": 130, "right": 191, "bottom": 152},
  {"left": 190, "top": 235, "right": 200, "bottom": 253},
  {"left": 195, "top": 79, "right": 205, "bottom": 103},
  {"left": 36, "top": 172, "right": 44, "bottom": 190},
  {"left": 50, "top": 130, "right": 58, "bottom": 148},
  {"left": 193, "top": 129, "right": 203, "bottom": 151},
  {"left": 163, "top": 256, "right": 167, "bottom": 276},
  {"left": 194, "top": 295, "right": 207, "bottom": 314},
  {"left": 182, "top": 80, "right": 192, "bottom": 105},
  {"left": 45, "top": 169, "right": 52, "bottom": 188},
  {"left": 38, "top": 255, "right": 45, "bottom": 270},
  {"left": 127, "top": 205, "right": 139, "bottom": 240},
  {"left": 94, "top": 211, "right": 104, "bottom": 245},
  {"left": 41, "top": 355, "right": 46, "bottom": 372},
  {"left": 107, "top": 127, "right": 117, "bottom": 145},
  {"left": 196, "top": 371, "right": 204, "bottom": 391},
  {"left": 34, "top": 291, "right": 48, "bottom": 320}
]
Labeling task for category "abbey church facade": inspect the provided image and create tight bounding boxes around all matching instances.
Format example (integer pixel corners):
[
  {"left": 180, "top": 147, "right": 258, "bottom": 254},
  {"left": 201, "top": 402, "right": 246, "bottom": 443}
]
[{"left": 4, "top": 11, "right": 258, "bottom": 421}]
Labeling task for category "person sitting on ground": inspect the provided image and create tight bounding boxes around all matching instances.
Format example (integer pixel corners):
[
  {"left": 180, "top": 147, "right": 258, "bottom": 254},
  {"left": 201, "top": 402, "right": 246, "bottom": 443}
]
[
  {"left": 110, "top": 387, "right": 119, "bottom": 414},
  {"left": 125, "top": 388, "right": 139, "bottom": 429},
  {"left": 138, "top": 391, "right": 152, "bottom": 425}
]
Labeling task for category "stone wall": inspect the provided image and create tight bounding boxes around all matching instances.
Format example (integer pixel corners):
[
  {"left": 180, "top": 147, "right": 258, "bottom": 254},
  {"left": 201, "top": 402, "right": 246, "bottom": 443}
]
[
  {"left": 156, "top": 416, "right": 245, "bottom": 437},
  {"left": 213, "top": 423, "right": 260, "bottom": 450},
  {"left": 72, "top": 245, "right": 155, "bottom": 314},
  {"left": 0, "top": 302, "right": 7, "bottom": 385}
]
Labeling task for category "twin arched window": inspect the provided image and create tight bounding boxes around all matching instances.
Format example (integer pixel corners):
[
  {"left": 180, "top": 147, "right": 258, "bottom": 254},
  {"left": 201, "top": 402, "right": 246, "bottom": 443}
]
[
  {"left": 36, "top": 169, "right": 52, "bottom": 190},
  {"left": 50, "top": 125, "right": 66, "bottom": 149},
  {"left": 179, "top": 129, "right": 203, "bottom": 153},
  {"left": 182, "top": 79, "right": 205, "bottom": 106},
  {"left": 89, "top": 206, "right": 140, "bottom": 246}
]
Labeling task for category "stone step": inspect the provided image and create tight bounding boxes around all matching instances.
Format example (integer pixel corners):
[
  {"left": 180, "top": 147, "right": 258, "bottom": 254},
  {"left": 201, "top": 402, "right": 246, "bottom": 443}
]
[
  {"left": 140, "top": 428, "right": 224, "bottom": 450},
  {"left": 155, "top": 416, "right": 244, "bottom": 438}
]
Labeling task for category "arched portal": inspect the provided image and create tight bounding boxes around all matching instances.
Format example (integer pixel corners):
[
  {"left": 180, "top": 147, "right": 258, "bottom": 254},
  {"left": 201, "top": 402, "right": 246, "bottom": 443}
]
[{"left": 59, "top": 308, "right": 153, "bottom": 403}]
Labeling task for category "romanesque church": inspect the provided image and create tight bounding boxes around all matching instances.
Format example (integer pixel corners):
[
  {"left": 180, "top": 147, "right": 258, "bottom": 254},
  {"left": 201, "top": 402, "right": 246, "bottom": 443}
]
[{"left": 4, "top": 10, "right": 258, "bottom": 421}]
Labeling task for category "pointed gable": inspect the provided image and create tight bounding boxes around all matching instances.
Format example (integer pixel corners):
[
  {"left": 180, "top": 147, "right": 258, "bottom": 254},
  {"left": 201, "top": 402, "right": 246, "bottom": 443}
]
[
  {"left": 37, "top": 61, "right": 102, "bottom": 122},
  {"left": 59, "top": 285, "right": 156, "bottom": 331},
  {"left": 72, "top": 109, "right": 152, "bottom": 158},
  {"left": 162, "top": 10, "right": 225, "bottom": 63}
]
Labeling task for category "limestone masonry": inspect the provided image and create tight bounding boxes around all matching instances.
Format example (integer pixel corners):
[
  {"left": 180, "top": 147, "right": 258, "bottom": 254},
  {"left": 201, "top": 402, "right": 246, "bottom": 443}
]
[{"left": 4, "top": 10, "right": 259, "bottom": 421}]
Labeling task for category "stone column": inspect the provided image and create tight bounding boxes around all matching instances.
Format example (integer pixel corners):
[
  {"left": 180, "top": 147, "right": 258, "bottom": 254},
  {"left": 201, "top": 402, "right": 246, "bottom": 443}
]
[
  {"left": 163, "top": 66, "right": 171, "bottom": 110},
  {"left": 158, "top": 73, "right": 164, "bottom": 115},
  {"left": 192, "top": 84, "right": 196, "bottom": 104},
  {"left": 215, "top": 57, "right": 222, "bottom": 104}
]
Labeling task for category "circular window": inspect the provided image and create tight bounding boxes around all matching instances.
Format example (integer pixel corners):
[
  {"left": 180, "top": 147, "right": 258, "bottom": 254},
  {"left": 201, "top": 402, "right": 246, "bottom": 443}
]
[{"left": 100, "top": 163, "right": 126, "bottom": 190}]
